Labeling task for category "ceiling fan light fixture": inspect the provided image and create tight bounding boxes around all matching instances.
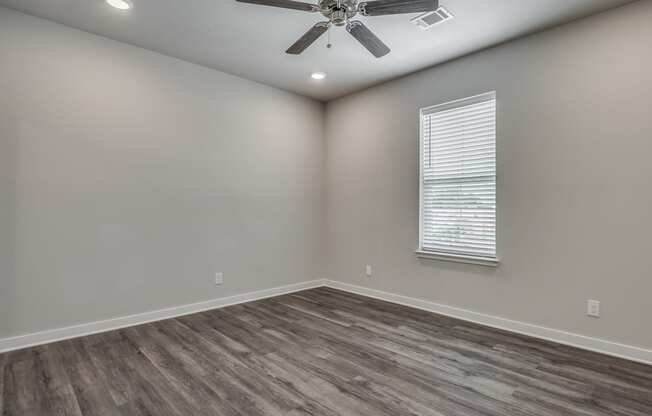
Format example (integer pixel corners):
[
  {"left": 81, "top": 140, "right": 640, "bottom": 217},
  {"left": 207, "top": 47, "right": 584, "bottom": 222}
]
[
  {"left": 311, "top": 72, "right": 327, "bottom": 80},
  {"left": 106, "top": 0, "right": 133, "bottom": 10}
]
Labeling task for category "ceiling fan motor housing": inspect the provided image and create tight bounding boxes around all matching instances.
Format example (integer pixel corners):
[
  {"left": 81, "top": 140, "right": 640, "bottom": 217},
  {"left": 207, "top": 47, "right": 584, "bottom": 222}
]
[{"left": 319, "top": 0, "right": 359, "bottom": 26}]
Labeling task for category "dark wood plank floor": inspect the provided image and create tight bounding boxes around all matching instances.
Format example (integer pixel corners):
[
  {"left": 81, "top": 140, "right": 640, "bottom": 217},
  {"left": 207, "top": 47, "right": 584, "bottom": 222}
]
[{"left": 1, "top": 287, "right": 651, "bottom": 416}]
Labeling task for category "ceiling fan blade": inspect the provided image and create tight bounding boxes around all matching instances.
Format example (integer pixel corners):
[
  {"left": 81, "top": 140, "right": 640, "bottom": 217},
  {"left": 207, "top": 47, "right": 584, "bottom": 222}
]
[
  {"left": 359, "top": 0, "right": 438, "bottom": 16},
  {"left": 346, "top": 21, "right": 390, "bottom": 58},
  {"left": 235, "top": 0, "right": 317, "bottom": 12},
  {"left": 286, "top": 22, "right": 330, "bottom": 55}
]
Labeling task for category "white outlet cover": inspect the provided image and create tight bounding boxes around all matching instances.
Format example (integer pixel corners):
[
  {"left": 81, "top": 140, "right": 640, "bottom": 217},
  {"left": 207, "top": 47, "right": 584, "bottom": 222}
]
[
  {"left": 587, "top": 300, "right": 600, "bottom": 317},
  {"left": 365, "top": 265, "right": 372, "bottom": 277},
  {"left": 215, "top": 272, "right": 224, "bottom": 285}
]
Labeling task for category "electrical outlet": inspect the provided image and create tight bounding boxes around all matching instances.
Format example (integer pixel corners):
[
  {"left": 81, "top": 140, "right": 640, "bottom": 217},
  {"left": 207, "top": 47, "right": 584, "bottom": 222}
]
[
  {"left": 587, "top": 300, "right": 600, "bottom": 318},
  {"left": 215, "top": 272, "right": 224, "bottom": 286},
  {"left": 365, "top": 265, "right": 372, "bottom": 277}
]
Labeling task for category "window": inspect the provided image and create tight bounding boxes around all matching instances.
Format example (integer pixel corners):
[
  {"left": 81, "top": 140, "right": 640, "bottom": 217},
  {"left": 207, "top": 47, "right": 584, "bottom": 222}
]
[{"left": 417, "top": 92, "right": 497, "bottom": 266}]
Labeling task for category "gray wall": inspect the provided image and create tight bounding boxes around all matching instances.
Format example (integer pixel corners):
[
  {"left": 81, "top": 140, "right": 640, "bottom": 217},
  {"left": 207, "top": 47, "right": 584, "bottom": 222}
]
[
  {"left": 324, "top": 1, "right": 652, "bottom": 350},
  {"left": 2, "top": 1, "right": 651, "bottom": 352},
  {"left": 0, "top": 7, "right": 325, "bottom": 339}
]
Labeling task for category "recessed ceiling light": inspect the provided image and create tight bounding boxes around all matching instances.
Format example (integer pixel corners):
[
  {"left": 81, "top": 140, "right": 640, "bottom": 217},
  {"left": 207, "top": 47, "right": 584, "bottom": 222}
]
[
  {"left": 311, "top": 72, "right": 326, "bottom": 81},
  {"left": 106, "top": 0, "right": 133, "bottom": 10}
]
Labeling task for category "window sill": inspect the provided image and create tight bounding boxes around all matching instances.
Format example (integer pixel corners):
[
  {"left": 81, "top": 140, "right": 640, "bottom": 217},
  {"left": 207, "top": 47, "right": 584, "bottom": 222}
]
[{"left": 415, "top": 250, "right": 500, "bottom": 267}]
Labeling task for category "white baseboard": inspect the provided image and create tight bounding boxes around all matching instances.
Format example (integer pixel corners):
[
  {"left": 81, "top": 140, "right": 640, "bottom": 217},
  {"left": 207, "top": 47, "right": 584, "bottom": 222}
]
[
  {"left": 3, "top": 278, "right": 651, "bottom": 366},
  {"left": 323, "top": 280, "right": 652, "bottom": 366},
  {"left": 0, "top": 279, "right": 326, "bottom": 354}
]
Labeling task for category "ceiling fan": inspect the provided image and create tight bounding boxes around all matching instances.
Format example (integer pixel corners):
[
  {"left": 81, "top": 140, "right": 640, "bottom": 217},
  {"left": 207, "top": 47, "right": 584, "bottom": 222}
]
[{"left": 235, "top": 0, "right": 439, "bottom": 58}]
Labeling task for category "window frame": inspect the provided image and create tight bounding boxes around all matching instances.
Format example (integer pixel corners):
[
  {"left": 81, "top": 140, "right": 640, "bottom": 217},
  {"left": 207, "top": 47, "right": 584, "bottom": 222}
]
[{"left": 416, "top": 91, "right": 499, "bottom": 267}]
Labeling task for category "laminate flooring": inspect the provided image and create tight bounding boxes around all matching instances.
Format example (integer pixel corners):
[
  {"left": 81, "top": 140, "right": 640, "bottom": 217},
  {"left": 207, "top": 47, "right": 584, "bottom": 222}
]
[{"left": 1, "top": 287, "right": 651, "bottom": 415}]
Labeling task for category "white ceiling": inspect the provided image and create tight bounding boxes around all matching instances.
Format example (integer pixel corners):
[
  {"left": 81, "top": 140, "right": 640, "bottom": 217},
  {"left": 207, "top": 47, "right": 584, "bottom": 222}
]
[{"left": 0, "top": 0, "right": 635, "bottom": 101}]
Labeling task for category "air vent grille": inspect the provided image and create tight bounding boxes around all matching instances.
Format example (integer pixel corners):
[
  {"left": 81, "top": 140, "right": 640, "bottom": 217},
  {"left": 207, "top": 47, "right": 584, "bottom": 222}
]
[{"left": 412, "top": 6, "right": 453, "bottom": 30}]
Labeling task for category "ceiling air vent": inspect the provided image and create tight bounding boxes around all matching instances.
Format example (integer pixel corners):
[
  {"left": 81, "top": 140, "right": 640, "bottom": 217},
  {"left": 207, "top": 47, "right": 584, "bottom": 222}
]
[{"left": 411, "top": 6, "right": 454, "bottom": 30}]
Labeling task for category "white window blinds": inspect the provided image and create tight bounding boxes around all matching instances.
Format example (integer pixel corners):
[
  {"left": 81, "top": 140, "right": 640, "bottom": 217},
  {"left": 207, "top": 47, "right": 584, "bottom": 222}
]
[{"left": 419, "top": 92, "right": 496, "bottom": 260}]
